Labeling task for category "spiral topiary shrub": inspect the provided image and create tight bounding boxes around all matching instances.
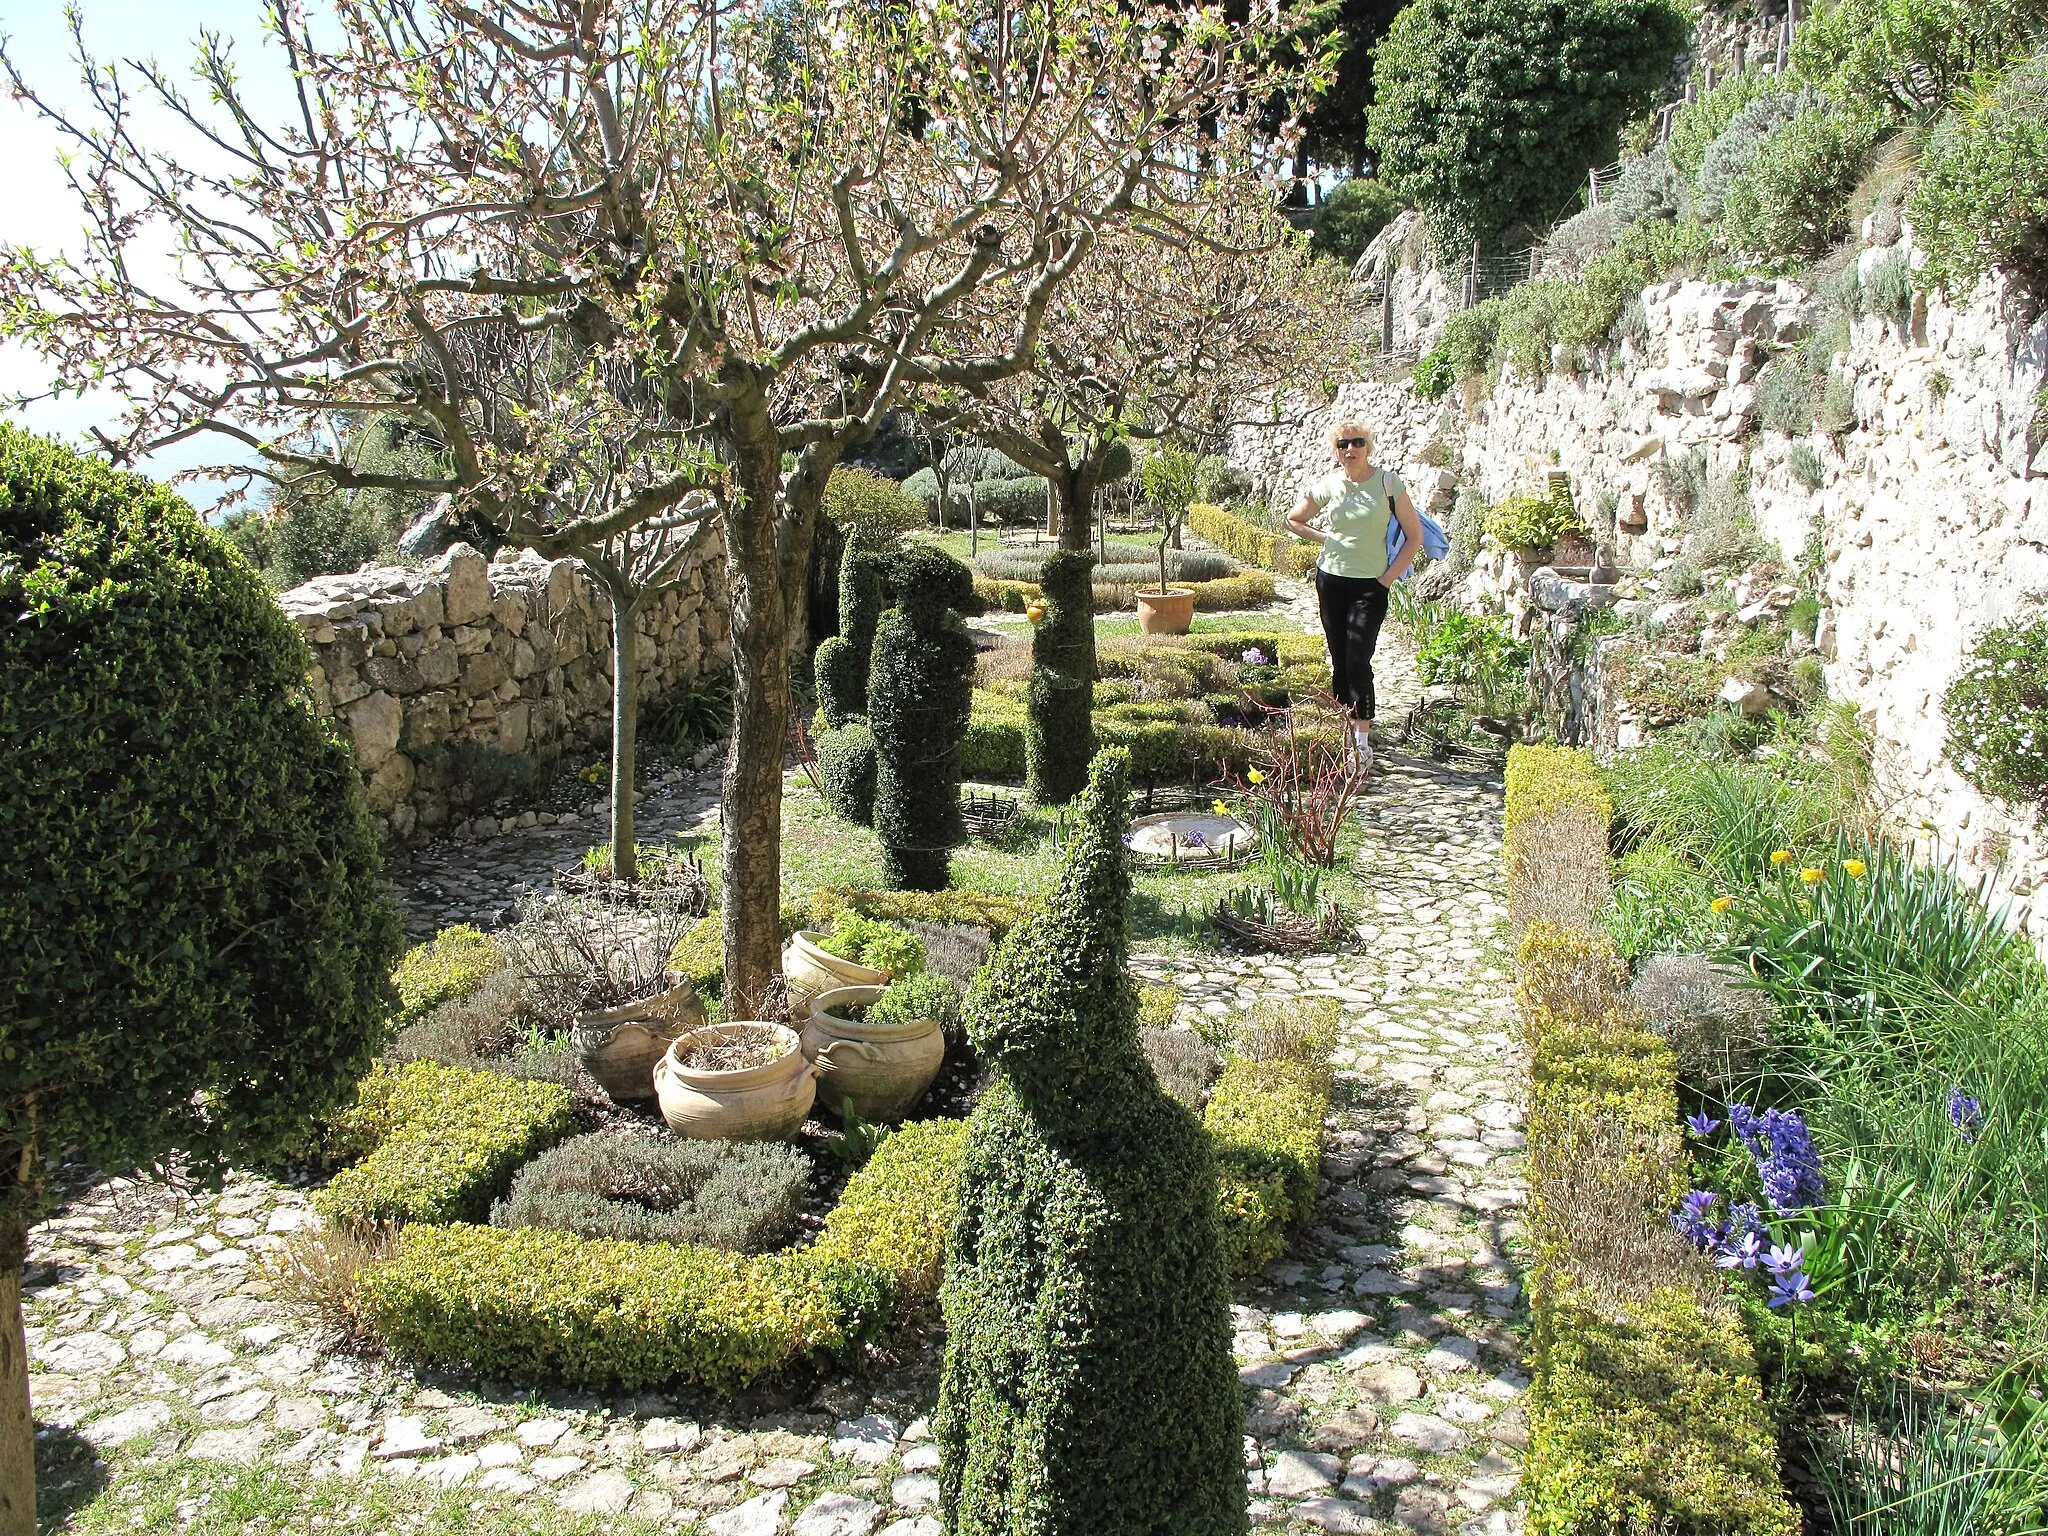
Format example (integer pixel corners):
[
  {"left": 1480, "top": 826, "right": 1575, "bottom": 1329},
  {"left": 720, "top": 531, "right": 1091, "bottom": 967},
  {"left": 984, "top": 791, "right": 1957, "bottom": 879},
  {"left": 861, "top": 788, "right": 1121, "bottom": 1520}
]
[
  {"left": 869, "top": 545, "right": 976, "bottom": 890},
  {"left": 0, "top": 422, "right": 404, "bottom": 1260},
  {"left": 817, "top": 722, "right": 879, "bottom": 823},
  {"left": 815, "top": 546, "right": 887, "bottom": 729},
  {"left": 935, "top": 748, "right": 1245, "bottom": 1536},
  {"left": 1025, "top": 549, "right": 1097, "bottom": 805}
]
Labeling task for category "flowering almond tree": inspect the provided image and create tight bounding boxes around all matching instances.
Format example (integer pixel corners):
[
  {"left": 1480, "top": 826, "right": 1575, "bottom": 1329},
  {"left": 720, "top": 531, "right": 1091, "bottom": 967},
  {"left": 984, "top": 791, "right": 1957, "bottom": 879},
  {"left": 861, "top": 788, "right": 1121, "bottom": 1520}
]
[{"left": 1, "top": 0, "right": 1322, "bottom": 1015}]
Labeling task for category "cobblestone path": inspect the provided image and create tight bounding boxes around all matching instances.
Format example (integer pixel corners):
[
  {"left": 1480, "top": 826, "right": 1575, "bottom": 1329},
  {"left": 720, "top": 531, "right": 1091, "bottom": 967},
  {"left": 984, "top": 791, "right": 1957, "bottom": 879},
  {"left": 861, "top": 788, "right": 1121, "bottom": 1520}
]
[{"left": 25, "top": 643, "right": 1526, "bottom": 1535}]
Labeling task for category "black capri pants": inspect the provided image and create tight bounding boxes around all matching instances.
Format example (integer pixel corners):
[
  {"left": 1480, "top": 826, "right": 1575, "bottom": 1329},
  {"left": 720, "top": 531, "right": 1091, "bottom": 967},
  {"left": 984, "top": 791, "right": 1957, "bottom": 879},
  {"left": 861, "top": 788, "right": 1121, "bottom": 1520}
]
[{"left": 1314, "top": 566, "right": 1391, "bottom": 723}]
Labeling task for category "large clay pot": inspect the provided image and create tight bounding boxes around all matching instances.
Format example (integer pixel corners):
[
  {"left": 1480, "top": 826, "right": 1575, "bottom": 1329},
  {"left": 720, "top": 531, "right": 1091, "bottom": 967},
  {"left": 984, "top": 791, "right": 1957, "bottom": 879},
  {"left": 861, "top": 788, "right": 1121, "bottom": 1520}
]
[
  {"left": 804, "top": 985, "right": 947, "bottom": 1123},
  {"left": 571, "top": 982, "right": 707, "bottom": 1102},
  {"left": 782, "top": 930, "right": 891, "bottom": 1008},
  {"left": 1135, "top": 587, "right": 1196, "bottom": 635},
  {"left": 653, "top": 1023, "right": 819, "bottom": 1141}
]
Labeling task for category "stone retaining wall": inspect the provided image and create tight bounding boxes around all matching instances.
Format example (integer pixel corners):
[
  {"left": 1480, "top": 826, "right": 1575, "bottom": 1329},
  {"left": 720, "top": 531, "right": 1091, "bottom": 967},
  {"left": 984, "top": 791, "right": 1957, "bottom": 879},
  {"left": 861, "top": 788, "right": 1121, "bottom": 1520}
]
[
  {"left": 279, "top": 537, "right": 731, "bottom": 844},
  {"left": 1233, "top": 247, "right": 2048, "bottom": 937}
]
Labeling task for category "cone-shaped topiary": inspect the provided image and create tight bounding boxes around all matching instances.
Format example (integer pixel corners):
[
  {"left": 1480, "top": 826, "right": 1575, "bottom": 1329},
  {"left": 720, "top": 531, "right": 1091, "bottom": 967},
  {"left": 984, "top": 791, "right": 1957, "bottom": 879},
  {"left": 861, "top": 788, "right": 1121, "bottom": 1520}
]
[
  {"left": 817, "top": 722, "right": 879, "bottom": 824},
  {"left": 869, "top": 545, "right": 975, "bottom": 890},
  {"left": 1024, "top": 548, "right": 1095, "bottom": 805},
  {"left": 935, "top": 747, "right": 1245, "bottom": 1536},
  {"left": 815, "top": 546, "right": 887, "bottom": 729}
]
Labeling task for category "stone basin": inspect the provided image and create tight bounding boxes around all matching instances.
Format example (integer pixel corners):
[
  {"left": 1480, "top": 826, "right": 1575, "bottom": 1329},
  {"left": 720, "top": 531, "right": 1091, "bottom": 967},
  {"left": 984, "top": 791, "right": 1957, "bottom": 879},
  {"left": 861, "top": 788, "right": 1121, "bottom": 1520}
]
[{"left": 1125, "top": 811, "right": 1257, "bottom": 863}]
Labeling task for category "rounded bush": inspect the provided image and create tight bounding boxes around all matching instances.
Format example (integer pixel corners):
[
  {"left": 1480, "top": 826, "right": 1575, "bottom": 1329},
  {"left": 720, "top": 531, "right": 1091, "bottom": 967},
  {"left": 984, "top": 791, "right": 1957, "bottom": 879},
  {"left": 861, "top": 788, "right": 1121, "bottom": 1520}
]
[
  {"left": 817, "top": 722, "right": 879, "bottom": 824},
  {"left": 492, "top": 1130, "right": 809, "bottom": 1252},
  {"left": 1724, "top": 105, "right": 1882, "bottom": 259},
  {"left": 816, "top": 548, "right": 887, "bottom": 729},
  {"left": 1943, "top": 618, "right": 2048, "bottom": 802},
  {"left": 1310, "top": 177, "right": 1403, "bottom": 265},
  {"left": 1694, "top": 87, "right": 1811, "bottom": 221},
  {"left": 0, "top": 426, "right": 403, "bottom": 1192},
  {"left": 823, "top": 466, "right": 926, "bottom": 547},
  {"left": 1912, "top": 52, "right": 2048, "bottom": 305}
]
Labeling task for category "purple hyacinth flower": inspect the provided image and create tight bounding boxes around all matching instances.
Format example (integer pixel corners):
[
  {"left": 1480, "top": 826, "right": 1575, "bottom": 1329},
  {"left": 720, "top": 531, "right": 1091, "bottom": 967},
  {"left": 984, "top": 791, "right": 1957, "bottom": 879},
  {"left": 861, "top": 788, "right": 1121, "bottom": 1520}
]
[
  {"left": 1948, "top": 1087, "right": 1984, "bottom": 1142},
  {"left": 1672, "top": 1190, "right": 1720, "bottom": 1250},
  {"left": 1187, "top": 830, "right": 1207, "bottom": 848},
  {"left": 1121, "top": 833, "right": 1135, "bottom": 847},
  {"left": 1767, "top": 1270, "right": 1816, "bottom": 1308},
  {"left": 1242, "top": 647, "right": 1268, "bottom": 665},
  {"left": 1686, "top": 1111, "right": 1722, "bottom": 1137}
]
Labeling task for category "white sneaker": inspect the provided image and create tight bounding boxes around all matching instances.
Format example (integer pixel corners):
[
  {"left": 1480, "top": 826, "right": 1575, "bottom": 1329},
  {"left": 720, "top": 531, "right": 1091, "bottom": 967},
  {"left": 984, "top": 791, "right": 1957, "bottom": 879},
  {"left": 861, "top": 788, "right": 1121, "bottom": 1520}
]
[{"left": 1350, "top": 727, "right": 1374, "bottom": 774}]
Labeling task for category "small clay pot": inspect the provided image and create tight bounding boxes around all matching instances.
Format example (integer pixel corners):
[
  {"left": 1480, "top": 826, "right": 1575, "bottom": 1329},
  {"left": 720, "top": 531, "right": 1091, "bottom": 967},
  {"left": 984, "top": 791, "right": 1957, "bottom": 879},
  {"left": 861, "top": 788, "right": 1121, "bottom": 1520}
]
[
  {"left": 803, "top": 985, "right": 946, "bottom": 1123},
  {"left": 653, "top": 1023, "right": 818, "bottom": 1141},
  {"left": 570, "top": 982, "right": 707, "bottom": 1102},
  {"left": 1136, "top": 587, "right": 1196, "bottom": 635},
  {"left": 782, "top": 930, "right": 891, "bottom": 1008}
]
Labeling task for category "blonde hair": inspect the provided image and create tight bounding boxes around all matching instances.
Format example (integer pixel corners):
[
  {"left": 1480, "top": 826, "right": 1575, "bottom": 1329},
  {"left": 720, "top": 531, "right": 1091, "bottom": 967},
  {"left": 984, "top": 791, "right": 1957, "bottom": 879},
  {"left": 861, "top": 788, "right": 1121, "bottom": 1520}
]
[{"left": 1327, "top": 419, "right": 1374, "bottom": 454}]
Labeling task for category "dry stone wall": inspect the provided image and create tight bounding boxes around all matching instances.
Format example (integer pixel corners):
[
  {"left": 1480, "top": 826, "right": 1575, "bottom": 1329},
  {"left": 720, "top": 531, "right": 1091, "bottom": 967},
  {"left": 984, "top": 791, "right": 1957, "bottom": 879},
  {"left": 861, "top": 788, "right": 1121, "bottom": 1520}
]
[
  {"left": 1233, "top": 247, "right": 2048, "bottom": 937},
  {"left": 279, "top": 536, "right": 731, "bottom": 844}
]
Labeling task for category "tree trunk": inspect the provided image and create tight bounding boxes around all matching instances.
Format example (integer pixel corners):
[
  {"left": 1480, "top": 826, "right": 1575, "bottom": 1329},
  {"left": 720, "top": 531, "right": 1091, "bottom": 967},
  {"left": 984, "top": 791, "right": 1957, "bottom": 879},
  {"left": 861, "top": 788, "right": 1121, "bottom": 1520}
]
[
  {"left": 603, "top": 585, "right": 642, "bottom": 883},
  {"left": 1, "top": 1203, "right": 32, "bottom": 1536},
  {"left": 720, "top": 467, "right": 792, "bottom": 1022}
]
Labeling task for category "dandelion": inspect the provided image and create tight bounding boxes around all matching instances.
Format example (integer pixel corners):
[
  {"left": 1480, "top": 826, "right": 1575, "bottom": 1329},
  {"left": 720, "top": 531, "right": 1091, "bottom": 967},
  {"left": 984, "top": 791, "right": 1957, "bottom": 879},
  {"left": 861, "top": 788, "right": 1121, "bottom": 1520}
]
[
  {"left": 1800, "top": 866, "right": 1824, "bottom": 883},
  {"left": 1247, "top": 768, "right": 1265, "bottom": 784},
  {"left": 1947, "top": 1086, "right": 1984, "bottom": 1142},
  {"left": 1711, "top": 896, "right": 1735, "bottom": 914},
  {"left": 1770, "top": 849, "right": 1793, "bottom": 865},
  {"left": 1686, "top": 1111, "right": 1722, "bottom": 1137},
  {"left": 1843, "top": 858, "right": 1867, "bottom": 877}
]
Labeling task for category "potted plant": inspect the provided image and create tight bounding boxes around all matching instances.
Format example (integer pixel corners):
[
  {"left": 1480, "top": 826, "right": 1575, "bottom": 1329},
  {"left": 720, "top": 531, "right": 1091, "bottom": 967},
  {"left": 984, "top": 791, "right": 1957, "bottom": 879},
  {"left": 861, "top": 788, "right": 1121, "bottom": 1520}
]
[
  {"left": 803, "top": 972, "right": 954, "bottom": 1122},
  {"left": 654, "top": 1022, "right": 819, "bottom": 1140},
  {"left": 1136, "top": 506, "right": 1195, "bottom": 635}
]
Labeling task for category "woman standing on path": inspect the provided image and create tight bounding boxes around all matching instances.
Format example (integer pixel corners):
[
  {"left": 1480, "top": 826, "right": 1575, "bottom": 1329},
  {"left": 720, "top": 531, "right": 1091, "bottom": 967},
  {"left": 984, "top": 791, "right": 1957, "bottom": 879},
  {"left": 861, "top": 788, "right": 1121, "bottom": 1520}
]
[{"left": 1287, "top": 418, "right": 1424, "bottom": 771}]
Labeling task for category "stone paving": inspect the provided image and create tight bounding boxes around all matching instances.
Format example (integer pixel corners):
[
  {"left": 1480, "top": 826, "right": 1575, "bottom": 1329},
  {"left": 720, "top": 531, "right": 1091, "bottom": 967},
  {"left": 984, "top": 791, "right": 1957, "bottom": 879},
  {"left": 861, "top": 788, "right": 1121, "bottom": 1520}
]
[{"left": 24, "top": 635, "right": 1525, "bottom": 1535}]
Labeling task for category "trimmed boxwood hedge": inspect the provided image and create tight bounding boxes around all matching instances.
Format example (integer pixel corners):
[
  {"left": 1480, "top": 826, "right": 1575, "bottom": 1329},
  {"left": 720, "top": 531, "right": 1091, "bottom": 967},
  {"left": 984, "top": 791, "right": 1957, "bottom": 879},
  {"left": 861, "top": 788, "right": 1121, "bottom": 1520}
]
[
  {"left": 315, "top": 1061, "right": 580, "bottom": 1227},
  {"left": 392, "top": 926, "right": 505, "bottom": 1025},
  {"left": 1206, "top": 1058, "right": 1329, "bottom": 1273}
]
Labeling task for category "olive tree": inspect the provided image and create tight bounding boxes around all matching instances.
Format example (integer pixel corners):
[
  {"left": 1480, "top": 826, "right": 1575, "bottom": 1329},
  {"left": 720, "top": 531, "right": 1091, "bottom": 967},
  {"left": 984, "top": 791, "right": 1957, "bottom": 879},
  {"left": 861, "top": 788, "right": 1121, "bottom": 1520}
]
[
  {"left": 0, "top": 427, "right": 403, "bottom": 1535},
  {"left": 0, "top": 0, "right": 1322, "bottom": 1017}
]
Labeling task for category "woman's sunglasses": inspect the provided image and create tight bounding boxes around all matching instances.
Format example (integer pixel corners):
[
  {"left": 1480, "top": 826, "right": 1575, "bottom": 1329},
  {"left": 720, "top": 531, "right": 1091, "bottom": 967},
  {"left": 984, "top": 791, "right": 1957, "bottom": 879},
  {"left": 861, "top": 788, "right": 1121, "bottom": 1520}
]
[{"left": 1332, "top": 437, "right": 1368, "bottom": 450}]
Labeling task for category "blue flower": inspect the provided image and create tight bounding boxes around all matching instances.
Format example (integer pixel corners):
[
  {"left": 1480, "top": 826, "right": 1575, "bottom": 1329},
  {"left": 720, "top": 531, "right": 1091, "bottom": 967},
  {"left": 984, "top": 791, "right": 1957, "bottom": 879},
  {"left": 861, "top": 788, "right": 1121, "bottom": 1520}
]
[
  {"left": 1767, "top": 1270, "right": 1816, "bottom": 1308},
  {"left": 1187, "top": 830, "right": 1207, "bottom": 848},
  {"left": 1715, "top": 1230, "right": 1763, "bottom": 1270},
  {"left": 1763, "top": 1243, "right": 1804, "bottom": 1276},
  {"left": 1672, "top": 1190, "right": 1720, "bottom": 1250},
  {"left": 1948, "top": 1087, "right": 1984, "bottom": 1142},
  {"left": 1730, "top": 1103, "right": 1824, "bottom": 1213},
  {"left": 1686, "top": 1111, "right": 1722, "bottom": 1137},
  {"left": 1241, "top": 647, "right": 1268, "bottom": 665},
  {"left": 1120, "top": 833, "right": 1135, "bottom": 847}
]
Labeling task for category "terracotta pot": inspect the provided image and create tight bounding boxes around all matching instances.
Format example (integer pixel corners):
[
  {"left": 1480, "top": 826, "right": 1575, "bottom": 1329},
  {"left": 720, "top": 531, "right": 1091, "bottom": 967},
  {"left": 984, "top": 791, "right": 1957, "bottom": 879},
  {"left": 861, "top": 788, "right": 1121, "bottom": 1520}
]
[
  {"left": 1135, "top": 587, "right": 1196, "bottom": 635},
  {"left": 782, "top": 929, "right": 891, "bottom": 1008},
  {"left": 653, "top": 1023, "right": 818, "bottom": 1141},
  {"left": 570, "top": 981, "right": 707, "bottom": 1102},
  {"left": 803, "top": 985, "right": 946, "bottom": 1123}
]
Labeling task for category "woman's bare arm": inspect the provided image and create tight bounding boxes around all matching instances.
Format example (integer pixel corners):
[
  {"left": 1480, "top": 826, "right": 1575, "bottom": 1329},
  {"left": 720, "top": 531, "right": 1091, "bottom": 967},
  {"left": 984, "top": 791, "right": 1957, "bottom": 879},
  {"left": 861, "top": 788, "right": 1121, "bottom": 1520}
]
[{"left": 1285, "top": 494, "right": 1326, "bottom": 544}]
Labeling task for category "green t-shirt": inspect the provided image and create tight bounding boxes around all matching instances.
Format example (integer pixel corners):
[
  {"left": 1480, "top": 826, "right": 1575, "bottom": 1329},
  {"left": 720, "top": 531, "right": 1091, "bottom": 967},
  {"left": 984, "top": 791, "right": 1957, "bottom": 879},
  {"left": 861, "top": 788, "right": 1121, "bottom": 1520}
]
[{"left": 1306, "top": 466, "right": 1406, "bottom": 580}]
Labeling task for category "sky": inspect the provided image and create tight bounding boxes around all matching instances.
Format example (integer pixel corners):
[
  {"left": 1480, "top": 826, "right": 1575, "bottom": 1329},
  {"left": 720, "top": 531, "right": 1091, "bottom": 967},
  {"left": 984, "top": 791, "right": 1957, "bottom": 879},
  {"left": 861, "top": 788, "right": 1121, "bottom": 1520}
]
[{"left": 0, "top": 1, "right": 288, "bottom": 500}]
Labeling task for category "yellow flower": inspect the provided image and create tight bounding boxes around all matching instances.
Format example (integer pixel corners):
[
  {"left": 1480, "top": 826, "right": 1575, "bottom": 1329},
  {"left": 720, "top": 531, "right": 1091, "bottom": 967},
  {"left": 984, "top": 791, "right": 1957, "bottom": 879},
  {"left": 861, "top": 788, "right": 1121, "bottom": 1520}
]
[
  {"left": 1800, "top": 866, "right": 1825, "bottom": 884},
  {"left": 1769, "top": 849, "right": 1793, "bottom": 866},
  {"left": 1844, "top": 858, "right": 1867, "bottom": 877},
  {"left": 1247, "top": 768, "right": 1265, "bottom": 785},
  {"left": 1211, "top": 799, "right": 1229, "bottom": 816},
  {"left": 1711, "top": 895, "right": 1735, "bottom": 914}
]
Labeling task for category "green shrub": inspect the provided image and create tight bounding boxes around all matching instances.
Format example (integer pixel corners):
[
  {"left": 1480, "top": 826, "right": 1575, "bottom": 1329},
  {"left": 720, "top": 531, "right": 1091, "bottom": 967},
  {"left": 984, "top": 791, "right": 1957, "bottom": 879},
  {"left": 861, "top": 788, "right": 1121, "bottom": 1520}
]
[
  {"left": 1789, "top": 443, "right": 1827, "bottom": 490},
  {"left": 0, "top": 425, "right": 404, "bottom": 1222},
  {"left": 937, "top": 750, "right": 1244, "bottom": 1535},
  {"left": 812, "top": 1116, "right": 970, "bottom": 1299},
  {"left": 1695, "top": 88, "right": 1814, "bottom": 222},
  {"left": 359, "top": 1222, "right": 874, "bottom": 1391},
  {"left": 1484, "top": 487, "right": 1586, "bottom": 551},
  {"left": 1792, "top": 0, "right": 2045, "bottom": 119},
  {"left": 823, "top": 466, "right": 926, "bottom": 549},
  {"left": 796, "top": 886, "right": 1031, "bottom": 943},
  {"left": 1139, "top": 441, "right": 1203, "bottom": 516},
  {"left": 492, "top": 1130, "right": 808, "bottom": 1251},
  {"left": 816, "top": 911, "right": 928, "bottom": 977},
  {"left": 1578, "top": 218, "right": 1714, "bottom": 342},
  {"left": 1438, "top": 295, "right": 1503, "bottom": 382},
  {"left": 1669, "top": 69, "right": 1793, "bottom": 182},
  {"left": 1943, "top": 619, "right": 2048, "bottom": 802},
  {"left": 1412, "top": 347, "right": 1459, "bottom": 399},
  {"left": 1025, "top": 549, "right": 1097, "bottom": 805},
  {"left": 871, "top": 971, "right": 957, "bottom": 1030},
  {"left": 315, "top": 1061, "right": 580, "bottom": 1227},
  {"left": 1725, "top": 105, "right": 1883, "bottom": 259},
  {"left": 390, "top": 968, "right": 528, "bottom": 1068},
  {"left": 1141, "top": 1028, "right": 1220, "bottom": 1109},
  {"left": 870, "top": 546, "right": 976, "bottom": 889},
  {"left": 817, "top": 722, "right": 879, "bottom": 824},
  {"left": 1365, "top": 0, "right": 1690, "bottom": 259},
  {"left": 816, "top": 547, "right": 886, "bottom": 729},
  {"left": 1310, "top": 176, "right": 1403, "bottom": 264},
  {"left": 1207, "top": 1059, "right": 1328, "bottom": 1269},
  {"left": 1495, "top": 278, "right": 1601, "bottom": 374},
  {"left": 1820, "top": 372, "right": 1859, "bottom": 435},
  {"left": 1756, "top": 359, "right": 1815, "bottom": 436},
  {"left": 1195, "top": 456, "right": 1254, "bottom": 507},
  {"left": 670, "top": 913, "right": 724, "bottom": 999},
  {"left": 1912, "top": 52, "right": 2048, "bottom": 304},
  {"left": 393, "top": 926, "right": 506, "bottom": 1024},
  {"left": 1417, "top": 609, "right": 1529, "bottom": 686},
  {"left": 965, "top": 476, "right": 1050, "bottom": 527},
  {"left": 1526, "top": 1288, "right": 1800, "bottom": 1536},
  {"left": 1186, "top": 502, "right": 1313, "bottom": 577}
]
